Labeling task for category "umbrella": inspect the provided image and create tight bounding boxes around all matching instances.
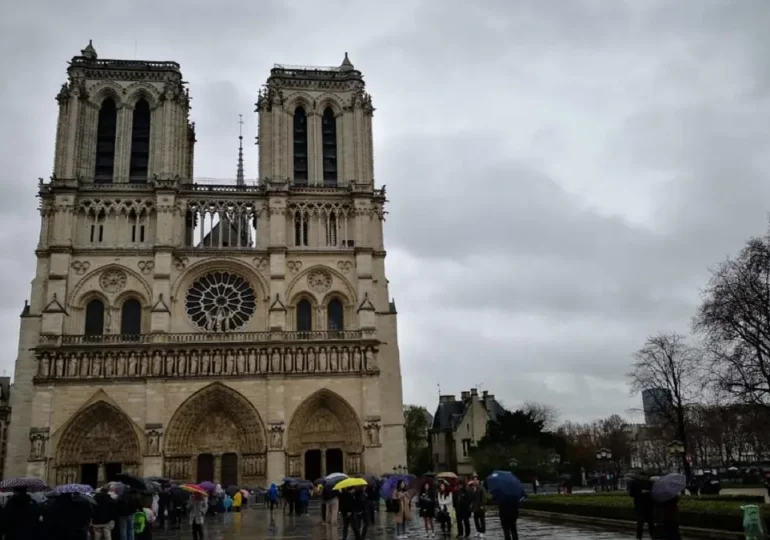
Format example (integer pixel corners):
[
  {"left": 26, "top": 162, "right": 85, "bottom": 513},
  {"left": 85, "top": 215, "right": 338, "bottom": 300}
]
[
  {"left": 436, "top": 472, "right": 458, "bottom": 480},
  {"left": 381, "top": 475, "right": 411, "bottom": 499},
  {"left": 651, "top": 473, "right": 686, "bottom": 503},
  {"left": 240, "top": 489, "right": 250, "bottom": 498},
  {"left": 115, "top": 473, "right": 147, "bottom": 491},
  {"left": 333, "top": 477, "right": 368, "bottom": 491},
  {"left": 314, "top": 477, "right": 326, "bottom": 486},
  {"left": 325, "top": 472, "right": 347, "bottom": 482},
  {"left": 54, "top": 484, "right": 93, "bottom": 494},
  {"left": 180, "top": 483, "right": 208, "bottom": 496},
  {"left": 322, "top": 476, "right": 347, "bottom": 500},
  {"left": 353, "top": 474, "right": 378, "bottom": 485},
  {"left": 144, "top": 480, "right": 162, "bottom": 494},
  {"left": 486, "top": 471, "right": 524, "bottom": 503},
  {"left": 226, "top": 485, "right": 239, "bottom": 496},
  {"left": 198, "top": 481, "right": 216, "bottom": 493},
  {"left": 0, "top": 477, "right": 49, "bottom": 492},
  {"left": 282, "top": 477, "right": 299, "bottom": 484}
]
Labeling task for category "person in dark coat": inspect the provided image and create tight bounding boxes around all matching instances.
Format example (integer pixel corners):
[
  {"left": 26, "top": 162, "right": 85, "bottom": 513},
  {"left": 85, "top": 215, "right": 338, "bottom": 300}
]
[
  {"left": 340, "top": 488, "right": 367, "bottom": 540},
  {"left": 453, "top": 481, "right": 472, "bottom": 539},
  {"left": 156, "top": 489, "right": 169, "bottom": 529},
  {"left": 47, "top": 492, "right": 94, "bottom": 540},
  {"left": 469, "top": 477, "right": 486, "bottom": 536},
  {"left": 417, "top": 482, "right": 436, "bottom": 536},
  {"left": 4, "top": 487, "right": 43, "bottom": 540},
  {"left": 629, "top": 473, "right": 655, "bottom": 539},
  {"left": 498, "top": 495, "right": 520, "bottom": 540},
  {"left": 91, "top": 491, "right": 118, "bottom": 540},
  {"left": 365, "top": 482, "right": 379, "bottom": 525},
  {"left": 660, "top": 496, "right": 681, "bottom": 540}
]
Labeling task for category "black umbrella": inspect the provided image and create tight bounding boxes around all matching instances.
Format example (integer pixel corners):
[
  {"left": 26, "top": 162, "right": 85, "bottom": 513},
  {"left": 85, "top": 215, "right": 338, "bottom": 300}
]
[
  {"left": 145, "top": 476, "right": 171, "bottom": 486},
  {"left": 352, "top": 474, "right": 378, "bottom": 486},
  {"left": 115, "top": 473, "right": 148, "bottom": 491},
  {"left": 226, "top": 485, "right": 239, "bottom": 496},
  {"left": 322, "top": 476, "right": 345, "bottom": 500}
]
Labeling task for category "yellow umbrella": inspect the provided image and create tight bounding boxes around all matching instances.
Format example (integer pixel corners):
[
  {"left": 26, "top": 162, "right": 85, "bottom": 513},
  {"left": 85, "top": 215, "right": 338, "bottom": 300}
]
[{"left": 333, "top": 477, "right": 368, "bottom": 491}]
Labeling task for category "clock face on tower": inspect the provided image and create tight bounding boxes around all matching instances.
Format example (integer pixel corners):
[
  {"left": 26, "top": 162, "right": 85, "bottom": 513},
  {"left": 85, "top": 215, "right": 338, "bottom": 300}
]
[{"left": 184, "top": 271, "right": 256, "bottom": 332}]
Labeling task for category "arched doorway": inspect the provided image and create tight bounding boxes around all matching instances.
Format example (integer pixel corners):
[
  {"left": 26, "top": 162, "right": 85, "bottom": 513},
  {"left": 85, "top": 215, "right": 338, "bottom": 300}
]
[
  {"left": 286, "top": 389, "right": 364, "bottom": 479},
  {"left": 54, "top": 401, "right": 141, "bottom": 487},
  {"left": 164, "top": 383, "right": 267, "bottom": 485}
]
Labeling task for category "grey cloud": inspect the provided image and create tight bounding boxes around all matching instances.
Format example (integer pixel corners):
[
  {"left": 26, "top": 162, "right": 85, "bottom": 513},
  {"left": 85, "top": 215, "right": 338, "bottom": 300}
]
[{"left": 2, "top": 0, "right": 770, "bottom": 423}]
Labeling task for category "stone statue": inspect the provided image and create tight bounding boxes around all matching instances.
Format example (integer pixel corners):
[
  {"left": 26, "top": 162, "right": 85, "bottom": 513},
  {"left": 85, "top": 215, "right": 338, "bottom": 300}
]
[
  {"left": 318, "top": 349, "right": 327, "bottom": 372},
  {"left": 236, "top": 351, "right": 245, "bottom": 374},
  {"left": 147, "top": 431, "right": 160, "bottom": 455},
  {"left": 271, "top": 349, "right": 280, "bottom": 372},
  {"left": 366, "top": 425, "right": 375, "bottom": 446},
  {"left": 55, "top": 357, "right": 64, "bottom": 377},
  {"left": 30, "top": 436, "right": 44, "bottom": 460},
  {"left": 213, "top": 352, "right": 222, "bottom": 374},
  {"left": 165, "top": 353, "right": 174, "bottom": 376},
  {"left": 201, "top": 352, "right": 210, "bottom": 374},
  {"left": 91, "top": 356, "right": 101, "bottom": 377},
  {"left": 329, "top": 349, "right": 338, "bottom": 371},
  {"left": 177, "top": 355, "right": 186, "bottom": 375},
  {"left": 258, "top": 350, "right": 268, "bottom": 373},
  {"left": 190, "top": 353, "right": 198, "bottom": 375},
  {"left": 67, "top": 357, "right": 78, "bottom": 377},
  {"left": 116, "top": 354, "right": 126, "bottom": 376},
  {"left": 40, "top": 356, "right": 50, "bottom": 377},
  {"left": 352, "top": 348, "right": 362, "bottom": 371},
  {"left": 105, "top": 356, "right": 114, "bottom": 377},
  {"left": 364, "top": 349, "right": 376, "bottom": 371},
  {"left": 270, "top": 428, "right": 283, "bottom": 449},
  {"left": 340, "top": 348, "right": 350, "bottom": 371},
  {"left": 283, "top": 350, "right": 293, "bottom": 373},
  {"left": 224, "top": 352, "right": 234, "bottom": 375},
  {"left": 128, "top": 354, "right": 137, "bottom": 376},
  {"left": 247, "top": 350, "right": 257, "bottom": 373}
]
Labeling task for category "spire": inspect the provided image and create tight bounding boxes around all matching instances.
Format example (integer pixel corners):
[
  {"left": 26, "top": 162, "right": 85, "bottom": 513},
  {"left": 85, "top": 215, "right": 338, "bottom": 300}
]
[
  {"left": 81, "top": 40, "right": 97, "bottom": 60},
  {"left": 340, "top": 52, "right": 354, "bottom": 72},
  {"left": 236, "top": 114, "right": 245, "bottom": 186}
]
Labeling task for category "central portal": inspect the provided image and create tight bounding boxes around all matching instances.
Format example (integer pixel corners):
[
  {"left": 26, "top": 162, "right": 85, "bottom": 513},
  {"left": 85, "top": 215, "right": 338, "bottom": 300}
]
[{"left": 305, "top": 450, "right": 321, "bottom": 481}]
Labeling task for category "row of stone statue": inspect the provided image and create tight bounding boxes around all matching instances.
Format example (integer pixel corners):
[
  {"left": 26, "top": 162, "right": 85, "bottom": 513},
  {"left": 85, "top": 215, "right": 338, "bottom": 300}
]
[
  {"left": 36, "top": 345, "right": 379, "bottom": 380},
  {"left": 163, "top": 454, "right": 266, "bottom": 480}
]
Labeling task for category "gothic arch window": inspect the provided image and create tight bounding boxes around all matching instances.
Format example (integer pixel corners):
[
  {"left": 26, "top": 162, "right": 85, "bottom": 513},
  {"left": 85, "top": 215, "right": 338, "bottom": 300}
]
[
  {"left": 84, "top": 299, "right": 105, "bottom": 338},
  {"left": 294, "top": 212, "right": 309, "bottom": 247},
  {"left": 296, "top": 299, "right": 313, "bottom": 332},
  {"left": 293, "top": 107, "right": 308, "bottom": 185},
  {"left": 94, "top": 98, "right": 118, "bottom": 183},
  {"left": 120, "top": 298, "right": 142, "bottom": 338},
  {"left": 327, "top": 298, "right": 344, "bottom": 332},
  {"left": 129, "top": 98, "right": 151, "bottom": 183},
  {"left": 322, "top": 107, "right": 338, "bottom": 186}
]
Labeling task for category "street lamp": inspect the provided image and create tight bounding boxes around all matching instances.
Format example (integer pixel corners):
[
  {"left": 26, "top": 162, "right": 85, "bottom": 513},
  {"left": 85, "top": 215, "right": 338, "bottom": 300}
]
[
  {"left": 595, "top": 448, "right": 612, "bottom": 491},
  {"left": 667, "top": 440, "right": 685, "bottom": 474}
]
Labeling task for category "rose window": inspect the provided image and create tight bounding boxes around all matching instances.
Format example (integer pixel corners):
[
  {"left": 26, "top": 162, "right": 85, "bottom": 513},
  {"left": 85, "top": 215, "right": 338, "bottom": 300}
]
[{"left": 185, "top": 271, "right": 256, "bottom": 332}]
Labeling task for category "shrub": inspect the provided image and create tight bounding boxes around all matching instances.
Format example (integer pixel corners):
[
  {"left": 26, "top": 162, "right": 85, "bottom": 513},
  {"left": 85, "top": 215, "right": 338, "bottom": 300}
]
[{"left": 522, "top": 494, "right": 769, "bottom": 532}]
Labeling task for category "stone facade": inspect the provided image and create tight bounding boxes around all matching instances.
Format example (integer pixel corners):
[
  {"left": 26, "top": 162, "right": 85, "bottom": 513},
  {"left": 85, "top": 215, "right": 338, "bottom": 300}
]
[
  {"left": 430, "top": 389, "right": 503, "bottom": 476},
  {"left": 5, "top": 43, "right": 406, "bottom": 486}
]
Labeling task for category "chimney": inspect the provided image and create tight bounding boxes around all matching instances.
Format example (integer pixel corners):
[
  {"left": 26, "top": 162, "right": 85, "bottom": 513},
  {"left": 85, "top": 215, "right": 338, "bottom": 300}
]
[
  {"left": 461, "top": 391, "right": 471, "bottom": 401},
  {"left": 470, "top": 388, "right": 478, "bottom": 397},
  {"left": 482, "top": 390, "right": 488, "bottom": 399},
  {"left": 485, "top": 394, "right": 496, "bottom": 407},
  {"left": 439, "top": 395, "right": 456, "bottom": 404}
]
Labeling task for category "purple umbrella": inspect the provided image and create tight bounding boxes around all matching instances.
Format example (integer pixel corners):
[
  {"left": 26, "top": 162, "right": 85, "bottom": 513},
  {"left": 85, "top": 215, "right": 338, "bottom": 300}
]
[
  {"left": 199, "top": 481, "right": 216, "bottom": 493},
  {"left": 380, "top": 475, "right": 411, "bottom": 499},
  {"left": 0, "top": 477, "right": 48, "bottom": 493},
  {"left": 651, "top": 473, "right": 686, "bottom": 503},
  {"left": 55, "top": 484, "right": 93, "bottom": 494}
]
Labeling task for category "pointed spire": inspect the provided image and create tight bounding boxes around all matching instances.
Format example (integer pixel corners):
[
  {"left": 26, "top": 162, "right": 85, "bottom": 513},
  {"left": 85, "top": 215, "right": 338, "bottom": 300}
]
[
  {"left": 340, "top": 52, "right": 354, "bottom": 71},
  {"left": 81, "top": 39, "right": 97, "bottom": 60},
  {"left": 236, "top": 114, "right": 245, "bottom": 186}
]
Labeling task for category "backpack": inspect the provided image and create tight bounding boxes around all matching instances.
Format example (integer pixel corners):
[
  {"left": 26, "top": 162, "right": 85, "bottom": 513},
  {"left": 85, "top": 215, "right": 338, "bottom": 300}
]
[{"left": 134, "top": 511, "right": 148, "bottom": 534}]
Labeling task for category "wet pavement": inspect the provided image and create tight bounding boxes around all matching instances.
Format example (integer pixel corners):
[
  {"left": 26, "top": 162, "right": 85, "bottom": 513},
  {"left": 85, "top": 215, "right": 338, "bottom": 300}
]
[{"left": 153, "top": 503, "right": 637, "bottom": 539}]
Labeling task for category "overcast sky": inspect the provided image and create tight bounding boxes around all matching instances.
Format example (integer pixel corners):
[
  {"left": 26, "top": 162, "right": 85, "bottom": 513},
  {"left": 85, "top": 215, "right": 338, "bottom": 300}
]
[{"left": 1, "top": 1, "right": 769, "bottom": 424}]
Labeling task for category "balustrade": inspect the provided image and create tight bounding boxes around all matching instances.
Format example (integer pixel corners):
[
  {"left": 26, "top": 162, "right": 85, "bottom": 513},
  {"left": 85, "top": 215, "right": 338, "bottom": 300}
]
[{"left": 34, "top": 343, "right": 379, "bottom": 382}]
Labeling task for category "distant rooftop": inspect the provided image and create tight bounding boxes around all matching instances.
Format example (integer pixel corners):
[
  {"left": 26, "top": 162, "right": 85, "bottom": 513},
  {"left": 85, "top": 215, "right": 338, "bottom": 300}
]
[
  {"left": 269, "top": 53, "right": 362, "bottom": 83},
  {"left": 68, "top": 39, "right": 181, "bottom": 74}
]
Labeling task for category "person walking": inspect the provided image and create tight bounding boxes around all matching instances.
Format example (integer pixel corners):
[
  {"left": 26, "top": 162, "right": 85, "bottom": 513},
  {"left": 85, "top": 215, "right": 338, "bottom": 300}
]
[
  {"left": 418, "top": 482, "right": 436, "bottom": 537},
  {"left": 188, "top": 493, "right": 208, "bottom": 540},
  {"left": 392, "top": 480, "right": 412, "bottom": 538},
  {"left": 469, "top": 477, "right": 486, "bottom": 538},
  {"left": 629, "top": 473, "right": 655, "bottom": 539},
  {"left": 498, "top": 496, "right": 520, "bottom": 540},
  {"left": 660, "top": 496, "right": 681, "bottom": 540},
  {"left": 436, "top": 482, "right": 454, "bottom": 539}
]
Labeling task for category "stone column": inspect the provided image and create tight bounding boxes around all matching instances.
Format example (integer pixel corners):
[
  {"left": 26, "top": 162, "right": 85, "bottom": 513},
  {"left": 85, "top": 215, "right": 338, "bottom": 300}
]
[
  {"left": 214, "top": 453, "right": 222, "bottom": 485},
  {"left": 114, "top": 105, "right": 133, "bottom": 183}
]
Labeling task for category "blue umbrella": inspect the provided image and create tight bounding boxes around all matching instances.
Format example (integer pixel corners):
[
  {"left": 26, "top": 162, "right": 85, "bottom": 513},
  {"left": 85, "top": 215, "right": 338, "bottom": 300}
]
[{"left": 486, "top": 471, "right": 524, "bottom": 502}]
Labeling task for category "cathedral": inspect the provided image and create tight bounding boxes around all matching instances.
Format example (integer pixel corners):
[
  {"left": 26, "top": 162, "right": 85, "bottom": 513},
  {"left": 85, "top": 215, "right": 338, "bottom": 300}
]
[{"left": 4, "top": 41, "right": 406, "bottom": 487}]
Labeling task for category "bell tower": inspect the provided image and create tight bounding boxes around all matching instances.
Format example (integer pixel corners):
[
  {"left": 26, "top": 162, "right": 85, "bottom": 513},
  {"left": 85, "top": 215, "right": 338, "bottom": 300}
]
[{"left": 52, "top": 40, "right": 195, "bottom": 184}]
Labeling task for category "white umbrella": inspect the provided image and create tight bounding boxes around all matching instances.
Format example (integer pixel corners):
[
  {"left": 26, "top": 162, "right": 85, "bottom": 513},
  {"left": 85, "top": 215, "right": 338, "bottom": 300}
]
[{"left": 325, "top": 472, "right": 347, "bottom": 482}]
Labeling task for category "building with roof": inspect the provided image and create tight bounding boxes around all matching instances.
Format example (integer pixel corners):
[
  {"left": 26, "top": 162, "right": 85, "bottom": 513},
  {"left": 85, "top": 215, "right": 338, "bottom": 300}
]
[
  {"left": 5, "top": 43, "right": 406, "bottom": 486},
  {"left": 429, "top": 388, "right": 504, "bottom": 476}
]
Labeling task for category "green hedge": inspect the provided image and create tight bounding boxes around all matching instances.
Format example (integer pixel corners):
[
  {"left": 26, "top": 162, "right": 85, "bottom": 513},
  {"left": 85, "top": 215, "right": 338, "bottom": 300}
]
[
  {"left": 569, "top": 492, "right": 764, "bottom": 504},
  {"left": 523, "top": 494, "right": 769, "bottom": 532}
]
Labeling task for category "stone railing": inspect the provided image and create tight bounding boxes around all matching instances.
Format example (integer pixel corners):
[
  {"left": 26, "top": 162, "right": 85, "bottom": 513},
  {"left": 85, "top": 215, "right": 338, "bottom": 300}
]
[
  {"left": 34, "top": 343, "right": 379, "bottom": 382},
  {"left": 37, "top": 329, "right": 371, "bottom": 347}
]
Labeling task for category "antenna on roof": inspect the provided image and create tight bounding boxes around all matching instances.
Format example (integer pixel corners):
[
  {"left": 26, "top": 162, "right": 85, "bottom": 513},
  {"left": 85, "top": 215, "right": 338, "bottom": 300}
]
[{"left": 437, "top": 383, "right": 441, "bottom": 397}]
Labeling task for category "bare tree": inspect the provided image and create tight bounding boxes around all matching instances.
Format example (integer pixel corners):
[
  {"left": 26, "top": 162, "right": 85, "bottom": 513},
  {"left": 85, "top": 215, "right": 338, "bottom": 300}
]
[
  {"left": 694, "top": 234, "right": 770, "bottom": 405},
  {"left": 628, "top": 332, "right": 702, "bottom": 481},
  {"left": 522, "top": 402, "right": 559, "bottom": 432}
]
